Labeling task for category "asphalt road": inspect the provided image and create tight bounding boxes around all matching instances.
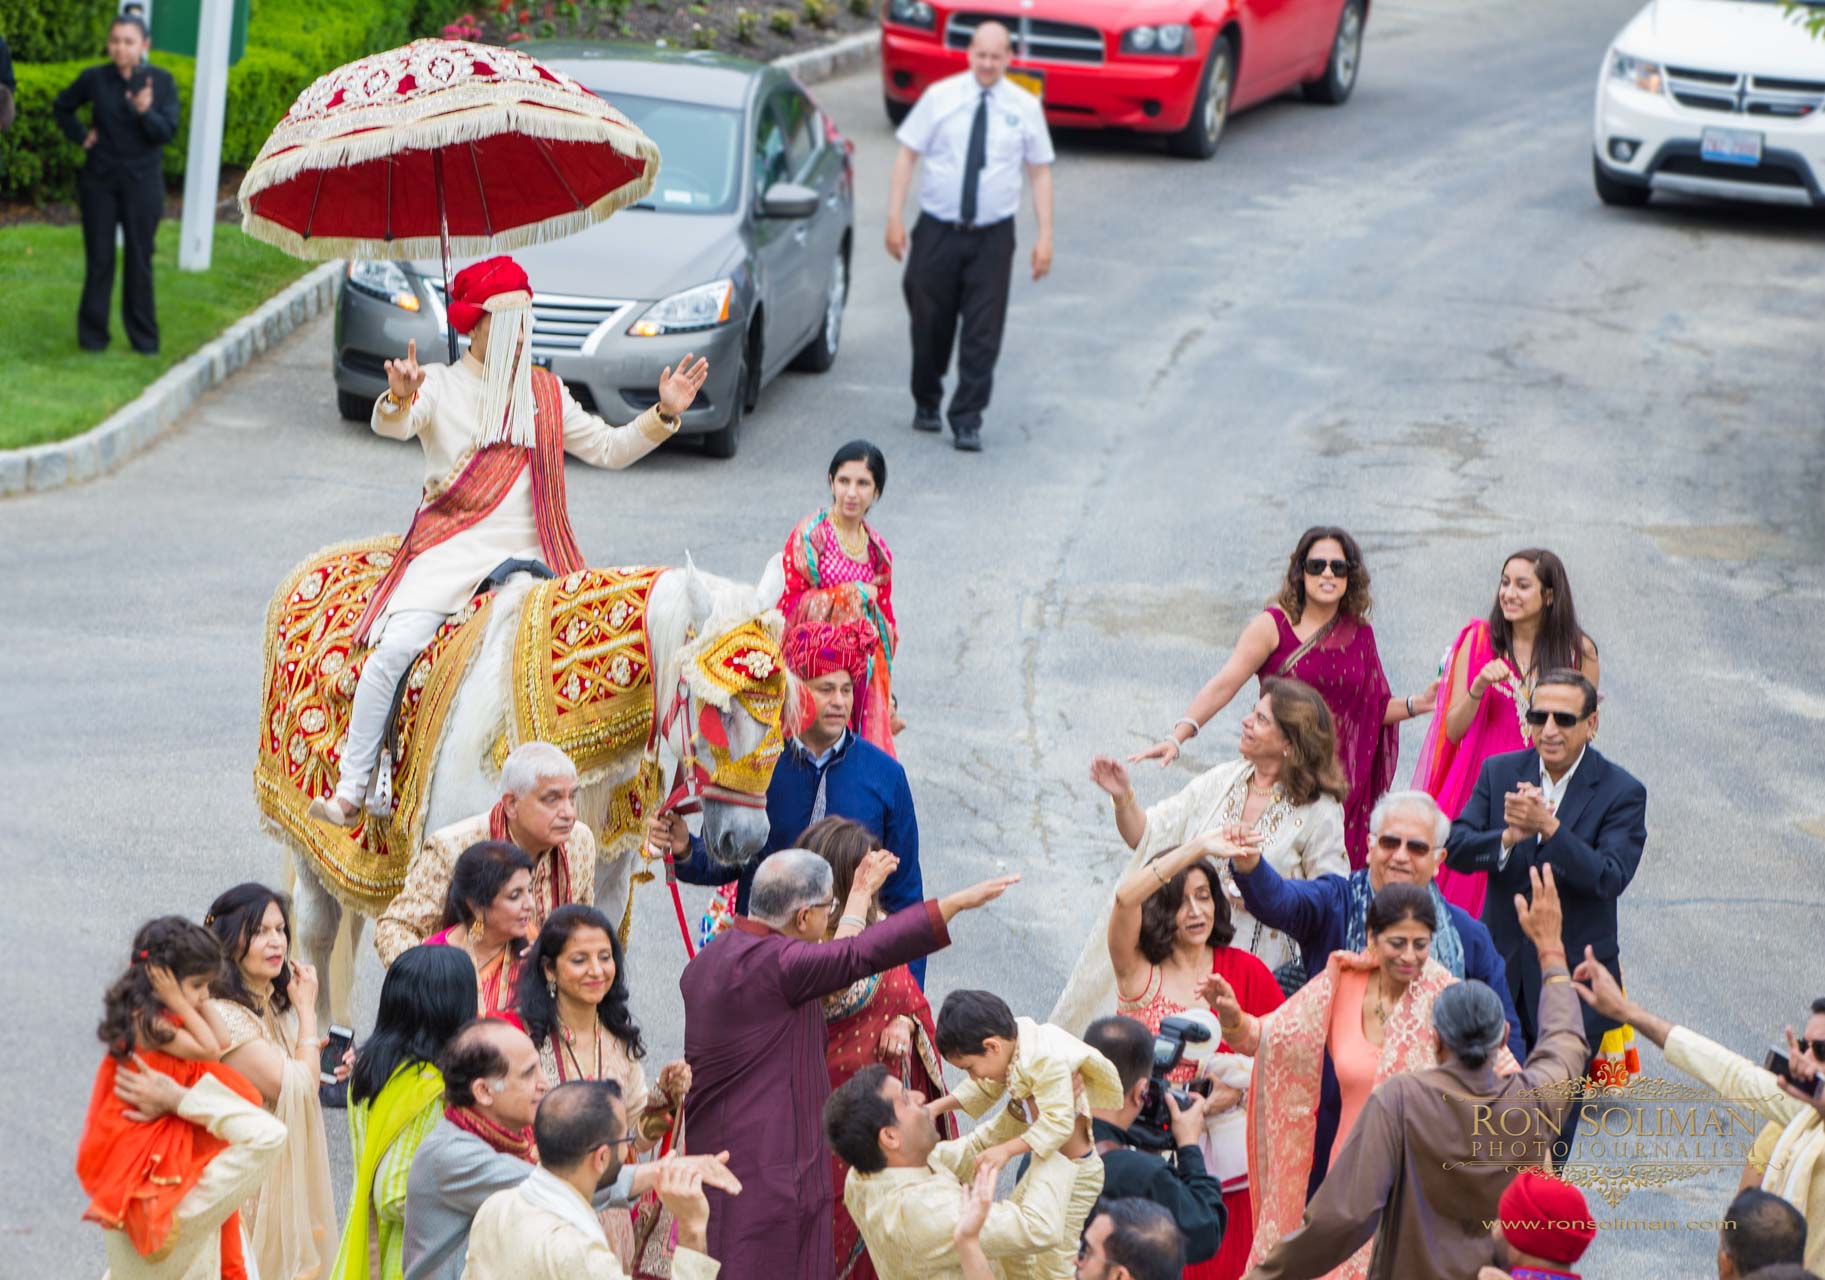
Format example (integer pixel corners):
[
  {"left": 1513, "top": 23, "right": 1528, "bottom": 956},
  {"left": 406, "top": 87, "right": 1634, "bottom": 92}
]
[{"left": 7, "top": 0, "right": 1825, "bottom": 1273}]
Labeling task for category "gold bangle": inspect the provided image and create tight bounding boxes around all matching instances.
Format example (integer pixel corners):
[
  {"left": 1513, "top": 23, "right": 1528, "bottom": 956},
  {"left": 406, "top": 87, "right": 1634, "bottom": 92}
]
[
  {"left": 1112, "top": 788, "right": 1135, "bottom": 811},
  {"left": 1148, "top": 861, "right": 1169, "bottom": 887},
  {"left": 1543, "top": 975, "right": 1571, "bottom": 986}
]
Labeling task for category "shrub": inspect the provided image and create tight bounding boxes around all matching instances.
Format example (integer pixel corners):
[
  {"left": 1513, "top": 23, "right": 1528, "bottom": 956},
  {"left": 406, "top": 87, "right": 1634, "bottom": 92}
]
[
  {"left": 689, "top": 21, "right": 716, "bottom": 48},
  {"left": 801, "top": 0, "right": 834, "bottom": 27},
  {"left": 0, "top": 0, "right": 116, "bottom": 62},
  {"left": 769, "top": 7, "right": 796, "bottom": 33},
  {"left": 733, "top": 8, "right": 759, "bottom": 42},
  {"left": 848, "top": 0, "right": 872, "bottom": 15}
]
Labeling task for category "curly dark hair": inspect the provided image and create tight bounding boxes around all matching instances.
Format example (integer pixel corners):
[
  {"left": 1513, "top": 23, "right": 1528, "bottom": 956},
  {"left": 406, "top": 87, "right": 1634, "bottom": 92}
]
[
  {"left": 516, "top": 904, "right": 646, "bottom": 1063},
  {"left": 1262, "top": 678, "right": 1350, "bottom": 806},
  {"left": 205, "top": 883, "right": 295, "bottom": 1016},
  {"left": 1272, "top": 526, "right": 1373, "bottom": 624},
  {"left": 1137, "top": 858, "right": 1235, "bottom": 964},
  {"left": 440, "top": 840, "right": 535, "bottom": 960},
  {"left": 97, "top": 917, "right": 223, "bottom": 1060}
]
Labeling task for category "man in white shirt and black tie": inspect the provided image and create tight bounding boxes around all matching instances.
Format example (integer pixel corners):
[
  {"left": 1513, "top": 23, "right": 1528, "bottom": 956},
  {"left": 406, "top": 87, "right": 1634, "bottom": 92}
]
[{"left": 885, "top": 21, "right": 1055, "bottom": 452}]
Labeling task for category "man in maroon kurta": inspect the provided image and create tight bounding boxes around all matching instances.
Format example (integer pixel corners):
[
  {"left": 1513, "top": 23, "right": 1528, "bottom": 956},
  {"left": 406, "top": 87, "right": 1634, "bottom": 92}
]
[{"left": 681, "top": 848, "right": 1016, "bottom": 1278}]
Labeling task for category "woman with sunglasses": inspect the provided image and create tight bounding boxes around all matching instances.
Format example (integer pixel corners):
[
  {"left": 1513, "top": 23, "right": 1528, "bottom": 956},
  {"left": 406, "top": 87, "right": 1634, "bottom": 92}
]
[
  {"left": 1133, "top": 527, "right": 1439, "bottom": 868},
  {"left": 1414, "top": 548, "right": 1599, "bottom": 919}
]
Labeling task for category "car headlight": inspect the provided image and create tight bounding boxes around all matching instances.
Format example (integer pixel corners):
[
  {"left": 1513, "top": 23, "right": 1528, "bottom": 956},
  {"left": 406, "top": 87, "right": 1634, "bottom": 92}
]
[
  {"left": 887, "top": 0, "right": 934, "bottom": 29},
  {"left": 345, "top": 260, "right": 421, "bottom": 311},
  {"left": 1122, "top": 24, "right": 1193, "bottom": 56},
  {"left": 1609, "top": 51, "right": 1663, "bottom": 95},
  {"left": 629, "top": 279, "right": 734, "bottom": 337}
]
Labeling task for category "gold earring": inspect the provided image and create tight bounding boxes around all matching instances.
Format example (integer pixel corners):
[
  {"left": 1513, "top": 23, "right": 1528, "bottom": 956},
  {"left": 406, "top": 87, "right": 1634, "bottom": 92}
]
[{"left": 468, "top": 919, "right": 483, "bottom": 946}]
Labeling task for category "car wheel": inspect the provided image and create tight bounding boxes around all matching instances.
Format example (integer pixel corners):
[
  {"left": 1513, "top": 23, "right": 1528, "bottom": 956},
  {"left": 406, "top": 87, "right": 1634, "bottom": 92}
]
[
  {"left": 701, "top": 331, "right": 757, "bottom": 460},
  {"left": 1167, "top": 37, "right": 1232, "bottom": 160},
  {"left": 1593, "top": 155, "right": 1651, "bottom": 207},
  {"left": 885, "top": 94, "right": 911, "bottom": 126},
  {"left": 790, "top": 250, "right": 847, "bottom": 373},
  {"left": 1304, "top": 0, "right": 1364, "bottom": 104},
  {"left": 337, "top": 390, "right": 372, "bottom": 422}
]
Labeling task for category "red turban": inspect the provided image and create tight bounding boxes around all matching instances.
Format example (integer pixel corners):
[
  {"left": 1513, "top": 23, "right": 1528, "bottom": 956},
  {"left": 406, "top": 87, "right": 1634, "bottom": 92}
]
[
  {"left": 447, "top": 256, "right": 531, "bottom": 334},
  {"left": 1498, "top": 1168, "right": 1596, "bottom": 1265},
  {"left": 783, "top": 620, "right": 874, "bottom": 688}
]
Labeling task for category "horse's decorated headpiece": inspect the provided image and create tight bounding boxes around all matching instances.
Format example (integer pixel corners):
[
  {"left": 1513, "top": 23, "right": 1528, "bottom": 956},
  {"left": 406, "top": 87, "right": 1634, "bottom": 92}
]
[{"left": 679, "top": 613, "right": 787, "bottom": 796}]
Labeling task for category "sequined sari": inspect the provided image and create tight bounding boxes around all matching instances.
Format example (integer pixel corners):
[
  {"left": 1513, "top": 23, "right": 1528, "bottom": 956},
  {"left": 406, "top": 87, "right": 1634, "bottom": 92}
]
[{"left": 781, "top": 511, "right": 898, "bottom": 756}]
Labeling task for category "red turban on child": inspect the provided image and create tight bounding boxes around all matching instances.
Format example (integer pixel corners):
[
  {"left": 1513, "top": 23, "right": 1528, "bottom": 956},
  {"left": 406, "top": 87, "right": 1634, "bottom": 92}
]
[
  {"left": 447, "top": 256, "right": 531, "bottom": 334},
  {"left": 783, "top": 620, "right": 874, "bottom": 688},
  {"left": 1498, "top": 1167, "right": 1596, "bottom": 1265}
]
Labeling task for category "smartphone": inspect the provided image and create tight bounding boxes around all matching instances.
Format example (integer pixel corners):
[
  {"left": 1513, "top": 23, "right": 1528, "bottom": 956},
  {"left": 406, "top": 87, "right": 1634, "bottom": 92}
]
[
  {"left": 321, "top": 1025, "right": 355, "bottom": 1086},
  {"left": 128, "top": 66, "right": 150, "bottom": 95},
  {"left": 1764, "top": 1047, "right": 1825, "bottom": 1100}
]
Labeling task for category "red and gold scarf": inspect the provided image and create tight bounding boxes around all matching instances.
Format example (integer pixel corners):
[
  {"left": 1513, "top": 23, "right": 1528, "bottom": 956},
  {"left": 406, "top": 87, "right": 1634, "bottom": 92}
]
[
  {"left": 444, "top": 1104, "right": 537, "bottom": 1163},
  {"left": 489, "top": 798, "right": 572, "bottom": 920}
]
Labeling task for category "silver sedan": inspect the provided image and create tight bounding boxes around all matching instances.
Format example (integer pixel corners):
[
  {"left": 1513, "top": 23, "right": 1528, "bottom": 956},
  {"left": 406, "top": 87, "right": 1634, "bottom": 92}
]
[{"left": 331, "top": 44, "right": 855, "bottom": 459}]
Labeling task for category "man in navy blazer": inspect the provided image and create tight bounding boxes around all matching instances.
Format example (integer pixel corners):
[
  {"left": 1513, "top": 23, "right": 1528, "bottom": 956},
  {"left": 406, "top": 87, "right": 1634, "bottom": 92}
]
[{"left": 1444, "top": 669, "right": 1647, "bottom": 1053}]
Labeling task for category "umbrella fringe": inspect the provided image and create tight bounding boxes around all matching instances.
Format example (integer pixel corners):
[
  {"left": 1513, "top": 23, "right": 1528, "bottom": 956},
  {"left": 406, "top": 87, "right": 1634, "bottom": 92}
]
[
  {"left": 241, "top": 176, "right": 654, "bottom": 261},
  {"left": 236, "top": 98, "right": 660, "bottom": 221}
]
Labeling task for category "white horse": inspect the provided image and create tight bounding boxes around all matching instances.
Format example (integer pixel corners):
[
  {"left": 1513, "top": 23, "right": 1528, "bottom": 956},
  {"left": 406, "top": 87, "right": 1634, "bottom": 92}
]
[{"left": 286, "top": 555, "right": 787, "bottom": 1025}]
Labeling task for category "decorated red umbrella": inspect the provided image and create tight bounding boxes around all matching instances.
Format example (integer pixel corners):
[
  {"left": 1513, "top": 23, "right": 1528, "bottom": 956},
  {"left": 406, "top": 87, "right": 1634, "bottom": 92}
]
[{"left": 237, "top": 38, "right": 660, "bottom": 357}]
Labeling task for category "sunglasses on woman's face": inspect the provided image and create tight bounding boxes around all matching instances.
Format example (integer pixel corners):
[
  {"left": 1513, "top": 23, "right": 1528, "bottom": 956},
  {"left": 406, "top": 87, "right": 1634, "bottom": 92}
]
[
  {"left": 1303, "top": 558, "right": 1351, "bottom": 578},
  {"left": 1524, "top": 709, "right": 1587, "bottom": 729},
  {"left": 1375, "top": 835, "right": 1433, "bottom": 857}
]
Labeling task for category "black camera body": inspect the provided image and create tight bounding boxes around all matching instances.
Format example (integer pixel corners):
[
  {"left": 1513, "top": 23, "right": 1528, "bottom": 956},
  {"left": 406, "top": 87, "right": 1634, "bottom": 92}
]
[{"left": 1130, "top": 1014, "right": 1215, "bottom": 1150}]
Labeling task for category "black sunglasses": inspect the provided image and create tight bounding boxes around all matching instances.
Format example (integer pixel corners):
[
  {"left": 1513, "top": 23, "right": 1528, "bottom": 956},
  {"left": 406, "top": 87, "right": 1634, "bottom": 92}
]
[
  {"left": 1799, "top": 1039, "right": 1825, "bottom": 1059},
  {"left": 1375, "top": 834, "right": 1433, "bottom": 856},
  {"left": 1303, "top": 557, "right": 1352, "bottom": 578},
  {"left": 1524, "top": 709, "right": 1588, "bottom": 729}
]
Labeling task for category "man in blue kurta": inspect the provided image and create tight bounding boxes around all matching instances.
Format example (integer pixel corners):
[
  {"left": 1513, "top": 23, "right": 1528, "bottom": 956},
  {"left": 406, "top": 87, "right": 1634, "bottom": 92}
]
[
  {"left": 653, "top": 621, "right": 927, "bottom": 981},
  {"left": 1229, "top": 788, "right": 1524, "bottom": 1197},
  {"left": 679, "top": 850, "right": 1016, "bottom": 1279}
]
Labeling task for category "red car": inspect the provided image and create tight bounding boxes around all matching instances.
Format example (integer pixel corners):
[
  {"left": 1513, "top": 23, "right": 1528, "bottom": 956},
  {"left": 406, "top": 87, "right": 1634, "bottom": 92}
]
[{"left": 881, "top": 0, "right": 1366, "bottom": 158}]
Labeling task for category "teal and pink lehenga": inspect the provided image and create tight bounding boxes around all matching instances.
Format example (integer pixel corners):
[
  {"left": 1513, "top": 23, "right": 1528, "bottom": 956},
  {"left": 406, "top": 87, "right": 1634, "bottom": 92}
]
[{"left": 780, "top": 511, "right": 898, "bottom": 757}]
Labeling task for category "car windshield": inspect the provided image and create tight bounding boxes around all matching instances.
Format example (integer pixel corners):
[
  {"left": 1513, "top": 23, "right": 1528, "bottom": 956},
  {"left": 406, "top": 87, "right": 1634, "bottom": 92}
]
[{"left": 597, "top": 91, "right": 743, "bottom": 215}]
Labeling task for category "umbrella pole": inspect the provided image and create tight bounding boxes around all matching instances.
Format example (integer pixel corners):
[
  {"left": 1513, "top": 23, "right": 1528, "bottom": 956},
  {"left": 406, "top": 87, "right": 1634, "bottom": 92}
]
[{"left": 434, "top": 150, "right": 457, "bottom": 363}]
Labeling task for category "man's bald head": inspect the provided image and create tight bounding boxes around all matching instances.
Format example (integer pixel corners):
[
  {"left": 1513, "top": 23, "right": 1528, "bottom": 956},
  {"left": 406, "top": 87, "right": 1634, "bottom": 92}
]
[
  {"left": 968, "top": 21, "right": 1013, "bottom": 85},
  {"left": 535, "top": 1079, "right": 625, "bottom": 1172}
]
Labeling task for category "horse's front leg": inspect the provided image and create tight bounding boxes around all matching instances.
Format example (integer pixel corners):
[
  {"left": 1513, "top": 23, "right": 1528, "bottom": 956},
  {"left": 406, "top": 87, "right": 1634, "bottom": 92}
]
[{"left": 291, "top": 853, "right": 345, "bottom": 1028}]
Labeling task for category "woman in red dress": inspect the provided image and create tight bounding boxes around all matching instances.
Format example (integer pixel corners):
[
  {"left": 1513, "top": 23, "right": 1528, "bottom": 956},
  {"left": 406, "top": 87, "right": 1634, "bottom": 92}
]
[
  {"left": 799, "top": 817, "right": 956, "bottom": 1280},
  {"left": 1108, "top": 834, "right": 1284, "bottom": 1280}
]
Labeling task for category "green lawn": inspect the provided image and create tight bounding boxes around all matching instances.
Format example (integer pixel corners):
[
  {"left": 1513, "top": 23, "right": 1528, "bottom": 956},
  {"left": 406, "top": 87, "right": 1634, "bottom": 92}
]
[{"left": 1, "top": 222, "right": 311, "bottom": 450}]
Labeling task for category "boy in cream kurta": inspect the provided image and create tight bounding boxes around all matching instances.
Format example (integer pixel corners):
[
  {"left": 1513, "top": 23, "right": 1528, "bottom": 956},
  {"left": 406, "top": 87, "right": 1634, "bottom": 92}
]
[
  {"left": 932, "top": 998, "right": 1123, "bottom": 1280},
  {"left": 309, "top": 255, "right": 709, "bottom": 828}
]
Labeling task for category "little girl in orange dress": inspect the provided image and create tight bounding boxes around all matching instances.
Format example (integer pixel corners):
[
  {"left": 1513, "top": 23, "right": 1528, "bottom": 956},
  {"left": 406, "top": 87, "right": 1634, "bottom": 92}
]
[{"left": 76, "top": 917, "right": 261, "bottom": 1280}]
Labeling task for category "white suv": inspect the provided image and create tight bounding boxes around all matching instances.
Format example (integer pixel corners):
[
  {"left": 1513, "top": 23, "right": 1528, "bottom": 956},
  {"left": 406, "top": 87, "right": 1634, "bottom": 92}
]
[{"left": 1592, "top": 0, "right": 1825, "bottom": 208}]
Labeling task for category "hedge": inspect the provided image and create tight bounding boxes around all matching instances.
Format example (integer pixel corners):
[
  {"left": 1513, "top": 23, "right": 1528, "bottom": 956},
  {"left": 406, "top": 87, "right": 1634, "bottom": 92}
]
[
  {"left": 1, "top": 0, "right": 477, "bottom": 204},
  {"left": 0, "top": 0, "right": 116, "bottom": 62}
]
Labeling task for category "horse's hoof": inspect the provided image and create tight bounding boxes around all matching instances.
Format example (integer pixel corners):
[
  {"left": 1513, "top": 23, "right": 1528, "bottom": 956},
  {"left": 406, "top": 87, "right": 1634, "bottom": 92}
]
[{"left": 307, "top": 797, "right": 359, "bottom": 828}]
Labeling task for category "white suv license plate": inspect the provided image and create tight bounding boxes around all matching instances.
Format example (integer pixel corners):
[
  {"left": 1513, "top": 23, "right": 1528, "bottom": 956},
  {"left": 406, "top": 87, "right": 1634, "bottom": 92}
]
[{"left": 1701, "top": 127, "right": 1763, "bottom": 167}]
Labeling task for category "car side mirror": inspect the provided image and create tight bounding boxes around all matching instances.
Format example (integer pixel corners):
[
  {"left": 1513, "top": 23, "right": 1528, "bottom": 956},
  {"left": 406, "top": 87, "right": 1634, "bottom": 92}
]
[{"left": 760, "top": 181, "right": 819, "bottom": 220}]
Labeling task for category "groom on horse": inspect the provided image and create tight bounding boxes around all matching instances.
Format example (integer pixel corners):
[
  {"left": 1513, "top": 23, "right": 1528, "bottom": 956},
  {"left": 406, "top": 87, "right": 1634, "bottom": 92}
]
[{"left": 307, "top": 255, "right": 710, "bottom": 828}]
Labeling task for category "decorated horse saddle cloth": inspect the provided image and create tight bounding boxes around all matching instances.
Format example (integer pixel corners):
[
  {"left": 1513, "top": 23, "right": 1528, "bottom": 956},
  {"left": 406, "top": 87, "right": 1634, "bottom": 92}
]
[{"left": 256, "top": 539, "right": 667, "bottom": 915}]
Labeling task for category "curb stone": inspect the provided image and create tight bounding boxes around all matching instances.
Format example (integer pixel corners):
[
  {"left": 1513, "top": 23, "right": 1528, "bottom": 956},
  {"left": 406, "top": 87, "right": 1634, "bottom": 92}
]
[
  {"left": 3, "top": 30, "right": 884, "bottom": 498},
  {"left": 4, "top": 260, "right": 343, "bottom": 498}
]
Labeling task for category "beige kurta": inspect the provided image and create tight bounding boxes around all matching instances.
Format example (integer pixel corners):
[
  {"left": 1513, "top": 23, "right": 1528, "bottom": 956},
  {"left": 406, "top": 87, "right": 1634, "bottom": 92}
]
[
  {"left": 462, "top": 1170, "right": 719, "bottom": 1280},
  {"left": 101, "top": 1076, "right": 287, "bottom": 1280},
  {"left": 844, "top": 1143, "right": 1080, "bottom": 1280},
  {"left": 206, "top": 998, "right": 340, "bottom": 1280},
  {"left": 938, "top": 1018, "right": 1123, "bottom": 1170},
  {"left": 1666, "top": 1026, "right": 1825, "bottom": 1270},
  {"left": 1050, "top": 757, "right": 1348, "bottom": 1034},
  {"left": 374, "top": 810, "right": 598, "bottom": 965},
  {"left": 369, "top": 354, "right": 676, "bottom": 630}
]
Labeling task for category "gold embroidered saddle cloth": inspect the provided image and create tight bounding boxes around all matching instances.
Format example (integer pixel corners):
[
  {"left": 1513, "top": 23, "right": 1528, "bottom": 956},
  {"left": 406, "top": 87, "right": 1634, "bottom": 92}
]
[{"left": 256, "top": 540, "right": 667, "bottom": 913}]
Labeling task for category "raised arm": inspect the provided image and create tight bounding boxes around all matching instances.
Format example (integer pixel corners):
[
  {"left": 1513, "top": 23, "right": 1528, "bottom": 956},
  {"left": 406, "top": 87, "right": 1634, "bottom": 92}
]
[
  {"left": 1089, "top": 756, "right": 1146, "bottom": 850},
  {"left": 1108, "top": 834, "right": 1235, "bottom": 993},
  {"left": 777, "top": 899, "right": 949, "bottom": 1007},
  {"left": 1232, "top": 849, "right": 1333, "bottom": 955},
  {"left": 560, "top": 358, "right": 703, "bottom": 469},
  {"left": 139, "top": 69, "right": 179, "bottom": 145},
  {"left": 1132, "top": 611, "right": 1279, "bottom": 766}
]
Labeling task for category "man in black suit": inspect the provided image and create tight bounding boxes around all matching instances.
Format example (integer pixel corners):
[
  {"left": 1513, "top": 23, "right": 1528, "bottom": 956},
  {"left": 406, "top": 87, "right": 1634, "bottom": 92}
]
[{"left": 1444, "top": 669, "right": 1647, "bottom": 1055}]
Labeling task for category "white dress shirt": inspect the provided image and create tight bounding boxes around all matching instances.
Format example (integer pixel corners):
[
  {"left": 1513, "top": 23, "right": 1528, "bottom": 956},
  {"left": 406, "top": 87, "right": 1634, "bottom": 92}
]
[
  {"left": 1499, "top": 746, "right": 1587, "bottom": 869},
  {"left": 895, "top": 71, "right": 1055, "bottom": 225}
]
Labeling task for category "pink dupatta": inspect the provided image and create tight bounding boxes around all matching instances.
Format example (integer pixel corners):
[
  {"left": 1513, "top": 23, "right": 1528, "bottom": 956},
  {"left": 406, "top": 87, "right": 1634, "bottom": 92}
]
[
  {"left": 1245, "top": 953, "right": 1458, "bottom": 1280},
  {"left": 1411, "top": 620, "right": 1529, "bottom": 918}
]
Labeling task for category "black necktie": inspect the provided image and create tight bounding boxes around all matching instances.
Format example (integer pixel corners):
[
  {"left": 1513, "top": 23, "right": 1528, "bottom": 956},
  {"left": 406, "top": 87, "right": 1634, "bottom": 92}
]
[{"left": 960, "top": 89, "right": 989, "bottom": 226}]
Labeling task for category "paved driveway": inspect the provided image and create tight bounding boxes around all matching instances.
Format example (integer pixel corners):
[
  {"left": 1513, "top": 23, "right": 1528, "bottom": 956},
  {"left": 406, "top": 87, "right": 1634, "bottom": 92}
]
[{"left": 6, "top": 0, "right": 1824, "bottom": 1272}]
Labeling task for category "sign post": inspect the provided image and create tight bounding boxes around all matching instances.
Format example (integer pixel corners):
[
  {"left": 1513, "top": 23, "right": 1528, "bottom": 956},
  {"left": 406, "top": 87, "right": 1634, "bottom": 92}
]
[{"left": 176, "top": 0, "right": 233, "bottom": 271}]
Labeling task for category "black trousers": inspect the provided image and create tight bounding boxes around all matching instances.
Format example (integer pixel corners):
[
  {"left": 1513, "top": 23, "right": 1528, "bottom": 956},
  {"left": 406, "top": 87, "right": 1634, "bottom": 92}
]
[
  {"left": 77, "top": 165, "right": 163, "bottom": 352},
  {"left": 902, "top": 213, "right": 1015, "bottom": 433}
]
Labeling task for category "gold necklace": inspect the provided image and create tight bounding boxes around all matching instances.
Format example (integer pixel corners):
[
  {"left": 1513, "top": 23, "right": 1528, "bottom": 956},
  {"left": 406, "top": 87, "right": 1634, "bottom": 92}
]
[
  {"left": 560, "top": 1019, "right": 602, "bottom": 1081},
  {"left": 1373, "top": 971, "right": 1389, "bottom": 1022},
  {"left": 831, "top": 518, "right": 869, "bottom": 561}
]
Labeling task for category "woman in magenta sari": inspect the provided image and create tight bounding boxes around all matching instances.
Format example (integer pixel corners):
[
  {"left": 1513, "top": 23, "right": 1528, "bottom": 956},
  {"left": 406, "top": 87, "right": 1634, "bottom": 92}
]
[
  {"left": 1136, "top": 527, "right": 1440, "bottom": 868},
  {"left": 781, "top": 441, "right": 900, "bottom": 755},
  {"left": 1416, "top": 548, "right": 1599, "bottom": 918},
  {"left": 800, "top": 817, "right": 955, "bottom": 1280}
]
